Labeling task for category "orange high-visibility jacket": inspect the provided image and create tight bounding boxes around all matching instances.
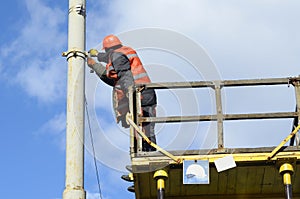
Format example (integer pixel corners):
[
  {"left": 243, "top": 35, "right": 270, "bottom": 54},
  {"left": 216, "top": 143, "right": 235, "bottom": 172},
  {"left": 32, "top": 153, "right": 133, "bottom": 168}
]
[
  {"left": 106, "top": 46, "right": 151, "bottom": 84},
  {"left": 106, "top": 46, "right": 152, "bottom": 118}
]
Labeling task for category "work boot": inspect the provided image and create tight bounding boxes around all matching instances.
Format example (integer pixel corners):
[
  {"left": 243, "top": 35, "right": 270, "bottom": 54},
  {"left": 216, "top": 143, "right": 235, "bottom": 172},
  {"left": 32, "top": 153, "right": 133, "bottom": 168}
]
[
  {"left": 142, "top": 146, "right": 157, "bottom": 152},
  {"left": 121, "top": 174, "right": 133, "bottom": 182},
  {"left": 142, "top": 141, "right": 156, "bottom": 152},
  {"left": 148, "top": 146, "right": 156, "bottom": 152},
  {"left": 127, "top": 185, "right": 135, "bottom": 193}
]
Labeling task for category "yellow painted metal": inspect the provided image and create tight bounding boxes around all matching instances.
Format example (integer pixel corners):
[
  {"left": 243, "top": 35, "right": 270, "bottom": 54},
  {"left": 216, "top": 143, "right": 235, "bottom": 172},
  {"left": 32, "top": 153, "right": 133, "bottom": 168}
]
[
  {"left": 131, "top": 151, "right": 300, "bottom": 168},
  {"left": 279, "top": 163, "right": 294, "bottom": 174},
  {"left": 283, "top": 173, "right": 292, "bottom": 185},
  {"left": 280, "top": 163, "right": 294, "bottom": 185},
  {"left": 157, "top": 179, "right": 165, "bottom": 190},
  {"left": 133, "top": 161, "right": 300, "bottom": 199},
  {"left": 268, "top": 124, "right": 300, "bottom": 159},
  {"left": 180, "top": 152, "right": 300, "bottom": 163},
  {"left": 129, "top": 173, "right": 134, "bottom": 181},
  {"left": 129, "top": 77, "right": 300, "bottom": 199},
  {"left": 132, "top": 149, "right": 300, "bottom": 198},
  {"left": 128, "top": 112, "right": 300, "bottom": 165},
  {"left": 131, "top": 121, "right": 300, "bottom": 164},
  {"left": 153, "top": 170, "right": 168, "bottom": 179},
  {"left": 126, "top": 115, "right": 182, "bottom": 163},
  {"left": 153, "top": 170, "right": 168, "bottom": 192}
]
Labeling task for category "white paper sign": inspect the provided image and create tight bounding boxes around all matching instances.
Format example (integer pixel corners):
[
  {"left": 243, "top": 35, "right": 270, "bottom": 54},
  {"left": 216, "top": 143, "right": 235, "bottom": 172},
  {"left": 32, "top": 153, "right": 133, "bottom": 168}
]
[{"left": 214, "top": 156, "right": 236, "bottom": 172}]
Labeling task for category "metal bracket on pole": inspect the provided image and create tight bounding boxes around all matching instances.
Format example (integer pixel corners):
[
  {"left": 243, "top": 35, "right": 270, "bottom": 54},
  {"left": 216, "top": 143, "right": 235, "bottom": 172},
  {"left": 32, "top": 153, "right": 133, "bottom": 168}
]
[
  {"left": 62, "top": 48, "right": 88, "bottom": 60},
  {"left": 69, "top": 4, "right": 86, "bottom": 16}
]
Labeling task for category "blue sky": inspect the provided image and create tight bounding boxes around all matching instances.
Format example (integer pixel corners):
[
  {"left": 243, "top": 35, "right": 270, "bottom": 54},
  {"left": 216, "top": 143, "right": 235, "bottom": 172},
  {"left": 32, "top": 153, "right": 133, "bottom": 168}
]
[{"left": 1, "top": 1, "right": 300, "bottom": 199}]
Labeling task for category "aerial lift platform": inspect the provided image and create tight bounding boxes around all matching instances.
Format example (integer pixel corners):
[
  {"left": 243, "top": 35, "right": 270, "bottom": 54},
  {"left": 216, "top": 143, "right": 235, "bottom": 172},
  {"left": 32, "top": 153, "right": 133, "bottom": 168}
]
[{"left": 126, "top": 76, "right": 300, "bottom": 199}]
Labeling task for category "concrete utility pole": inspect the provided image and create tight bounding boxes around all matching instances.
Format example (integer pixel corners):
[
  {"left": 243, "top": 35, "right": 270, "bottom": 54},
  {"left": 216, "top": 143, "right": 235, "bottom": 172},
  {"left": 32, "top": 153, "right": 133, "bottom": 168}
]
[{"left": 62, "top": 0, "right": 86, "bottom": 198}]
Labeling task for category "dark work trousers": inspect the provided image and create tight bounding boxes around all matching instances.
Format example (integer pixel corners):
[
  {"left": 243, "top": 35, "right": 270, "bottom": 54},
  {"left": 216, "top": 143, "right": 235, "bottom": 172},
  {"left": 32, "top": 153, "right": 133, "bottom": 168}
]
[{"left": 140, "top": 104, "right": 157, "bottom": 151}]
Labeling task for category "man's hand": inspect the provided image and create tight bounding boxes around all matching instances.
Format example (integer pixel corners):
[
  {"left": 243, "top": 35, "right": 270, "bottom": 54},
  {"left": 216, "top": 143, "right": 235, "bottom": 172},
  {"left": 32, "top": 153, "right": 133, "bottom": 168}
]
[
  {"left": 87, "top": 57, "right": 96, "bottom": 68},
  {"left": 88, "top": 49, "right": 99, "bottom": 57}
]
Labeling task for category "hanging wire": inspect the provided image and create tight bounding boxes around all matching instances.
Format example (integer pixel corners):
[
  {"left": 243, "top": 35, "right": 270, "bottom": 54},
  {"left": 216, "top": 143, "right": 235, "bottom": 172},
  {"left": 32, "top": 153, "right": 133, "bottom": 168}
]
[{"left": 85, "top": 96, "right": 103, "bottom": 199}]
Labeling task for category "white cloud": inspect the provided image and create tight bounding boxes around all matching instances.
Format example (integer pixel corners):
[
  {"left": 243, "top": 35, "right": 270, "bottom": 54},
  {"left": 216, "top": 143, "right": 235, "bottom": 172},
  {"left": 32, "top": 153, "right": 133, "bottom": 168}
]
[
  {"left": 15, "top": 58, "right": 66, "bottom": 103},
  {"left": 89, "top": 0, "right": 300, "bottom": 79},
  {"left": 86, "top": 192, "right": 100, "bottom": 199},
  {"left": 2, "top": 0, "right": 66, "bottom": 58},
  {"left": 0, "top": 0, "right": 67, "bottom": 103},
  {"left": 39, "top": 112, "right": 66, "bottom": 135},
  {"left": 36, "top": 112, "right": 66, "bottom": 149}
]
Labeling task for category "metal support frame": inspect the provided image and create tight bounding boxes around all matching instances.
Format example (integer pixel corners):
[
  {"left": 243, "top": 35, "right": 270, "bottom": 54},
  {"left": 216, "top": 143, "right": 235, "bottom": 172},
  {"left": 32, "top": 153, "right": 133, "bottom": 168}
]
[
  {"left": 290, "top": 80, "right": 300, "bottom": 146},
  {"left": 129, "top": 76, "right": 300, "bottom": 153},
  {"left": 296, "top": 80, "right": 300, "bottom": 133},
  {"left": 128, "top": 87, "right": 135, "bottom": 158},
  {"left": 136, "top": 89, "right": 143, "bottom": 152},
  {"left": 214, "top": 81, "right": 224, "bottom": 148}
]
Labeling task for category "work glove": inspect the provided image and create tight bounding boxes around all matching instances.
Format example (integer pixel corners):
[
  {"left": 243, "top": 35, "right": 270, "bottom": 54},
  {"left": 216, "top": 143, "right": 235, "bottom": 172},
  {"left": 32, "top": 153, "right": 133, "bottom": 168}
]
[
  {"left": 87, "top": 57, "right": 106, "bottom": 75},
  {"left": 88, "top": 49, "right": 99, "bottom": 57},
  {"left": 87, "top": 57, "right": 96, "bottom": 68}
]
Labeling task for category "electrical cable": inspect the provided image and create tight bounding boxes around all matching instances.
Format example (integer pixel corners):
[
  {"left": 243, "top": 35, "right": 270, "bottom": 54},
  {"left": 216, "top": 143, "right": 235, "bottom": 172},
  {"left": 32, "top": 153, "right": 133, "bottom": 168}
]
[{"left": 85, "top": 96, "right": 103, "bottom": 199}]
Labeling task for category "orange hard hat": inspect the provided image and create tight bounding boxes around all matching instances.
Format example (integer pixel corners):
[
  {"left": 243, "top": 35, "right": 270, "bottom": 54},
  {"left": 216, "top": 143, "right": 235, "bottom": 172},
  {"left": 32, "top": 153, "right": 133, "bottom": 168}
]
[{"left": 102, "top": 34, "right": 122, "bottom": 49}]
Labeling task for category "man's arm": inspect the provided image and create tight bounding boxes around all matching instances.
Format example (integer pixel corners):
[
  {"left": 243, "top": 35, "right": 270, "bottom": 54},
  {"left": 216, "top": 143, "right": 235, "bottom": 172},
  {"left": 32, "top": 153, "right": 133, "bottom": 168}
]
[{"left": 87, "top": 57, "right": 115, "bottom": 86}]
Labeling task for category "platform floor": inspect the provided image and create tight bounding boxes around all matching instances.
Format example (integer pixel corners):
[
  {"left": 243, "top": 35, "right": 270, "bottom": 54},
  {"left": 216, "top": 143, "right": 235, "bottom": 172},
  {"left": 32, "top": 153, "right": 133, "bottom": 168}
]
[{"left": 131, "top": 146, "right": 300, "bottom": 199}]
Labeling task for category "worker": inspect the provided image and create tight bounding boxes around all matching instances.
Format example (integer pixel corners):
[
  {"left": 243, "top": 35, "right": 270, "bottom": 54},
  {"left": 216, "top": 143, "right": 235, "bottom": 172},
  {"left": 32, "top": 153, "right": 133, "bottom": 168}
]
[{"left": 87, "top": 34, "right": 157, "bottom": 152}]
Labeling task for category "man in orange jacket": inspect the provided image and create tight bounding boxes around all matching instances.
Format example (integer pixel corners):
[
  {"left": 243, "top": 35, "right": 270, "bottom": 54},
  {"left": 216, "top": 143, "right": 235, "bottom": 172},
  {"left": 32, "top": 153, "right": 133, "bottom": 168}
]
[{"left": 87, "top": 34, "right": 157, "bottom": 152}]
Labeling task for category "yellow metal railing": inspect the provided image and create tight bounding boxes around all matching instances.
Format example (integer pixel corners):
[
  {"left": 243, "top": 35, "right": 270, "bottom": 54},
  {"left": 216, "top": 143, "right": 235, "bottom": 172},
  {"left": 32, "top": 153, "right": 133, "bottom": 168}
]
[{"left": 128, "top": 76, "right": 300, "bottom": 158}]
